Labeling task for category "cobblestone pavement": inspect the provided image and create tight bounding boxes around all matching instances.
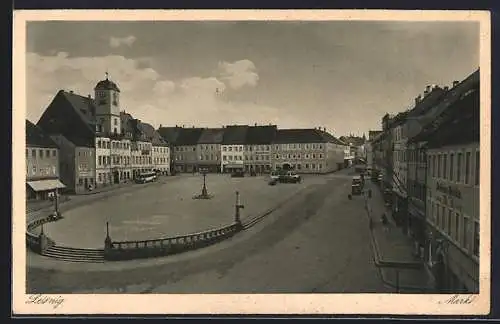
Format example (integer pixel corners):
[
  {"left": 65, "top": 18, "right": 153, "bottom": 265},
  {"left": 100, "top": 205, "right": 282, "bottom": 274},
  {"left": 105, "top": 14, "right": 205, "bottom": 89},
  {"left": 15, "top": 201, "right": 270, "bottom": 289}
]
[{"left": 27, "top": 169, "right": 391, "bottom": 293}]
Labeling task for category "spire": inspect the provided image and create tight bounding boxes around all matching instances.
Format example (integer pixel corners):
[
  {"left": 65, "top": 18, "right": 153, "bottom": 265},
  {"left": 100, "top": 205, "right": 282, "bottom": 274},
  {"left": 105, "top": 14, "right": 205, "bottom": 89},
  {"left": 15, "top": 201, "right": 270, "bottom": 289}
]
[{"left": 105, "top": 71, "right": 109, "bottom": 80}]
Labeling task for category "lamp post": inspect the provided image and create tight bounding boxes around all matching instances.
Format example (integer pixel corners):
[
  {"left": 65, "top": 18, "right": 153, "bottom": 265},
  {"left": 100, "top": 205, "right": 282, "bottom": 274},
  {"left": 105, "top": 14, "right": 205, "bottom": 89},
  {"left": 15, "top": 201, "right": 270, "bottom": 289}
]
[
  {"left": 202, "top": 169, "right": 208, "bottom": 197},
  {"left": 235, "top": 191, "right": 244, "bottom": 225},
  {"left": 104, "top": 221, "right": 112, "bottom": 249}
]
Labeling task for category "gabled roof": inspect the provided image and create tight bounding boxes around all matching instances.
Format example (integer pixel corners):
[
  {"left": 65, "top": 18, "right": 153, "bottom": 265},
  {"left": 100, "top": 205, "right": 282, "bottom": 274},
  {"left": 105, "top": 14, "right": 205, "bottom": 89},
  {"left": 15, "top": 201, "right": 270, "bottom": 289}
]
[
  {"left": 245, "top": 125, "right": 277, "bottom": 145},
  {"left": 138, "top": 122, "right": 168, "bottom": 146},
  {"left": 197, "top": 128, "right": 225, "bottom": 144},
  {"left": 176, "top": 127, "right": 204, "bottom": 146},
  {"left": 222, "top": 125, "right": 249, "bottom": 145},
  {"left": 273, "top": 128, "right": 340, "bottom": 144},
  {"left": 36, "top": 90, "right": 96, "bottom": 147},
  {"left": 26, "top": 120, "right": 59, "bottom": 148},
  {"left": 158, "top": 126, "right": 182, "bottom": 145}
]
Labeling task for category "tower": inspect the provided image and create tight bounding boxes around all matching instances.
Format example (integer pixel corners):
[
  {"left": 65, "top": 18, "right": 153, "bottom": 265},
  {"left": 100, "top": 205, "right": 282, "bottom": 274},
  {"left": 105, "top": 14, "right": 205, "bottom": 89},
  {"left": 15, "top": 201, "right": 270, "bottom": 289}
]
[{"left": 94, "top": 72, "right": 121, "bottom": 135}]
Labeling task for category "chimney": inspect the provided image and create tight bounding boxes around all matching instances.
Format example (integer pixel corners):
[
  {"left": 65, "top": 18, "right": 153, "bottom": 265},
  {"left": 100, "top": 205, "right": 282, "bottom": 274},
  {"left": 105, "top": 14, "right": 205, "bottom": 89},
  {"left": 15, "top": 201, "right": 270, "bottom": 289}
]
[
  {"left": 88, "top": 94, "right": 91, "bottom": 99},
  {"left": 425, "top": 85, "right": 431, "bottom": 92},
  {"left": 69, "top": 90, "right": 74, "bottom": 94},
  {"left": 444, "top": 86, "right": 449, "bottom": 91},
  {"left": 254, "top": 123, "right": 257, "bottom": 126},
  {"left": 453, "top": 80, "right": 460, "bottom": 87}
]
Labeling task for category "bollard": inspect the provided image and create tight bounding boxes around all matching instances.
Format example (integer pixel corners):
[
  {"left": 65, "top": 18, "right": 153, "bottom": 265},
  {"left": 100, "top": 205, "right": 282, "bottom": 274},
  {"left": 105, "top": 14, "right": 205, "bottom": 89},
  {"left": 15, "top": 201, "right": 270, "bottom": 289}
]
[{"left": 104, "top": 221, "right": 112, "bottom": 249}]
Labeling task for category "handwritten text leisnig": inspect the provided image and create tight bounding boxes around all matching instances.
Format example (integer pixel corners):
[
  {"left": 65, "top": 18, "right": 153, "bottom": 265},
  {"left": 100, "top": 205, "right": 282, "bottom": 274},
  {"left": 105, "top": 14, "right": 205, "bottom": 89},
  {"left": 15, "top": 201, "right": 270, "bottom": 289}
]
[{"left": 25, "top": 294, "right": 65, "bottom": 309}]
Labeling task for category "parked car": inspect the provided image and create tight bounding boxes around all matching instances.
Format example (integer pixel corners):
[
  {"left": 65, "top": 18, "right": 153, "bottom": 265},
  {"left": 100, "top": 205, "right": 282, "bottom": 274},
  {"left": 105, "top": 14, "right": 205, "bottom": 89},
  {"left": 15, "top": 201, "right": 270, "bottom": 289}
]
[
  {"left": 279, "top": 171, "right": 301, "bottom": 183},
  {"left": 351, "top": 175, "right": 363, "bottom": 195},
  {"left": 231, "top": 170, "right": 245, "bottom": 178}
]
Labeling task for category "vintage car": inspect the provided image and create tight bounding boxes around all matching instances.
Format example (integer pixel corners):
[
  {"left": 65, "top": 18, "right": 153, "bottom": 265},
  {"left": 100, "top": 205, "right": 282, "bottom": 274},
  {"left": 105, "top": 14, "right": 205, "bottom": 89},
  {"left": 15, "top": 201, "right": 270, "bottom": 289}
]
[
  {"left": 351, "top": 176, "right": 363, "bottom": 195},
  {"left": 279, "top": 171, "right": 302, "bottom": 183}
]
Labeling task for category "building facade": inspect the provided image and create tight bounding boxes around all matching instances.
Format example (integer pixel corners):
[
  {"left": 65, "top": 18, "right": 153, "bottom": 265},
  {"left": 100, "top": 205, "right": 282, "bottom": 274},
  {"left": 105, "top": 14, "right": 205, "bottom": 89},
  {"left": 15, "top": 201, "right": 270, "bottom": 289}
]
[
  {"left": 173, "top": 127, "right": 203, "bottom": 173},
  {"left": 244, "top": 125, "right": 277, "bottom": 174},
  {"left": 50, "top": 134, "right": 96, "bottom": 194},
  {"left": 221, "top": 125, "right": 248, "bottom": 173},
  {"left": 391, "top": 112, "right": 409, "bottom": 228},
  {"left": 271, "top": 128, "right": 345, "bottom": 173},
  {"left": 26, "top": 120, "right": 65, "bottom": 200},
  {"left": 196, "top": 128, "right": 224, "bottom": 173}
]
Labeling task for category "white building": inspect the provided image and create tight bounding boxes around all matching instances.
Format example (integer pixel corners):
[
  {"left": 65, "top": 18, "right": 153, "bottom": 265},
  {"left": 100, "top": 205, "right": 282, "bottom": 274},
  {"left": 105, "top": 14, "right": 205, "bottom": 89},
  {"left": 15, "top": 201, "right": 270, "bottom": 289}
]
[{"left": 221, "top": 125, "right": 248, "bottom": 173}]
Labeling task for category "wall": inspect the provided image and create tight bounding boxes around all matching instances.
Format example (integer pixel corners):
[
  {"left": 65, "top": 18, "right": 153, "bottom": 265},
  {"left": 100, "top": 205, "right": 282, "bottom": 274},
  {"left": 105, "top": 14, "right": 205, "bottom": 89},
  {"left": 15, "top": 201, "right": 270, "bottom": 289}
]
[
  {"left": 95, "top": 136, "right": 111, "bottom": 186},
  {"left": 244, "top": 144, "right": 272, "bottom": 173},
  {"left": 426, "top": 142, "right": 479, "bottom": 292},
  {"left": 50, "top": 135, "right": 77, "bottom": 193},
  {"left": 26, "top": 146, "right": 59, "bottom": 181},
  {"left": 74, "top": 146, "right": 96, "bottom": 194},
  {"left": 221, "top": 144, "right": 245, "bottom": 171}
]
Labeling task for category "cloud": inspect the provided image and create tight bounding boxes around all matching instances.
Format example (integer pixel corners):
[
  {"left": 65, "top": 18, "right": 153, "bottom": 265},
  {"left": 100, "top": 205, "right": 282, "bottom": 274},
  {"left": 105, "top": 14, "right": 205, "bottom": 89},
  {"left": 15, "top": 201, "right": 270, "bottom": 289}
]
[
  {"left": 26, "top": 52, "right": 288, "bottom": 129},
  {"left": 109, "top": 35, "right": 137, "bottom": 48},
  {"left": 218, "top": 59, "right": 259, "bottom": 89}
]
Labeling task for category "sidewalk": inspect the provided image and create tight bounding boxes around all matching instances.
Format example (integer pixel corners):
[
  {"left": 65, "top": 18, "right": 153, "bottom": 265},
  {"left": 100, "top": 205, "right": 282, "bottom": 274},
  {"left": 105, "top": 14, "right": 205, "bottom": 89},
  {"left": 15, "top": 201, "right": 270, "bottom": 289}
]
[{"left": 364, "top": 181, "right": 435, "bottom": 292}]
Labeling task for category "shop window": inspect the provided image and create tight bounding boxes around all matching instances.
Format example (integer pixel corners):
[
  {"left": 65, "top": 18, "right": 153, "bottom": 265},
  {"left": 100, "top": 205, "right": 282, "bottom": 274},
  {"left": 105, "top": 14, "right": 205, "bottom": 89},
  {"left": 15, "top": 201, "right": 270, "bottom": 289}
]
[{"left": 79, "top": 178, "right": 83, "bottom": 185}]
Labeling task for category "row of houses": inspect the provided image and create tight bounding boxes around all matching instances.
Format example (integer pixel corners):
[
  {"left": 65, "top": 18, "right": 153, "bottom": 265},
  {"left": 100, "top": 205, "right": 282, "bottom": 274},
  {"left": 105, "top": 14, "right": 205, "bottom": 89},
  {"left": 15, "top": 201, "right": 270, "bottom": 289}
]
[
  {"left": 158, "top": 124, "right": 349, "bottom": 175},
  {"left": 367, "top": 68, "right": 480, "bottom": 293},
  {"left": 27, "top": 75, "right": 351, "bottom": 199}
]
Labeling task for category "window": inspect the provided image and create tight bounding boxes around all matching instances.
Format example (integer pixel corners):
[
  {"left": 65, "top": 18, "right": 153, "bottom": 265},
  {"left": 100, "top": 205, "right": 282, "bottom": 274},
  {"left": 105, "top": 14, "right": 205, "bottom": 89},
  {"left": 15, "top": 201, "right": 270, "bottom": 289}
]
[
  {"left": 447, "top": 209, "right": 452, "bottom": 236},
  {"left": 465, "top": 152, "right": 471, "bottom": 184},
  {"left": 98, "top": 173, "right": 102, "bottom": 182},
  {"left": 52, "top": 150, "right": 56, "bottom": 157},
  {"left": 454, "top": 212, "right": 460, "bottom": 242},
  {"left": 432, "top": 155, "right": 436, "bottom": 177},
  {"left": 475, "top": 150, "right": 480, "bottom": 186},
  {"left": 79, "top": 178, "right": 83, "bottom": 185},
  {"left": 39, "top": 149, "right": 44, "bottom": 159},
  {"left": 463, "top": 216, "right": 470, "bottom": 251},
  {"left": 99, "top": 156, "right": 102, "bottom": 165},
  {"left": 457, "top": 152, "right": 463, "bottom": 182},
  {"left": 441, "top": 206, "right": 445, "bottom": 229},
  {"left": 223, "top": 147, "right": 227, "bottom": 152},
  {"left": 473, "top": 221, "right": 479, "bottom": 257},
  {"left": 437, "top": 154, "right": 441, "bottom": 178},
  {"left": 443, "top": 154, "right": 447, "bottom": 180},
  {"left": 431, "top": 202, "right": 436, "bottom": 223},
  {"left": 32, "top": 166, "right": 36, "bottom": 175},
  {"left": 449, "top": 153, "right": 454, "bottom": 181}
]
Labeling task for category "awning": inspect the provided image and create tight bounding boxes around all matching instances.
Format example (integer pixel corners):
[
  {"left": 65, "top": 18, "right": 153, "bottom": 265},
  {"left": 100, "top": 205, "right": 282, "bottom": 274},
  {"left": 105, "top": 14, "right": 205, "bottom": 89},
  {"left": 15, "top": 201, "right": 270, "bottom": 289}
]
[{"left": 27, "top": 179, "right": 66, "bottom": 192}]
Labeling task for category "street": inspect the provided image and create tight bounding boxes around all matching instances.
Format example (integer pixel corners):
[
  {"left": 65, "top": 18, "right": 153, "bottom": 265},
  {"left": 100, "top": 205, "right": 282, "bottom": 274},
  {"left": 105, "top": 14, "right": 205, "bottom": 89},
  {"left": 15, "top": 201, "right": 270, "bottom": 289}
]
[{"left": 27, "top": 169, "right": 390, "bottom": 293}]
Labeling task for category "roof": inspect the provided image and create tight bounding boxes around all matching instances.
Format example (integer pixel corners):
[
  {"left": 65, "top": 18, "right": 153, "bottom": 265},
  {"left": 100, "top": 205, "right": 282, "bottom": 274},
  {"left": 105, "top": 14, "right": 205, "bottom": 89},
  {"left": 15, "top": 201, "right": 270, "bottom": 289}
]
[
  {"left": 411, "top": 84, "right": 479, "bottom": 146},
  {"left": 389, "top": 111, "right": 410, "bottom": 128},
  {"left": 368, "top": 130, "right": 382, "bottom": 140},
  {"left": 339, "top": 135, "right": 365, "bottom": 147},
  {"left": 197, "top": 128, "right": 225, "bottom": 144},
  {"left": 158, "top": 127, "right": 182, "bottom": 145},
  {"left": 245, "top": 125, "right": 277, "bottom": 144},
  {"left": 60, "top": 91, "right": 97, "bottom": 131},
  {"left": 36, "top": 90, "right": 96, "bottom": 147},
  {"left": 26, "top": 120, "right": 59, "bottom": 148},
  {"left": 138, "top": 122, "right": 168, "bottom": 146},
  {"left": 176, "top": 127, "right": 204, "bottom": 146},
  {"left": 94, "top": 77, "right": 120, "bottom": 92},
  {"left": 409, "top": 69, "right": 480, "bottom": 144},
  {"left": 222, "top": 125, "right": 249, "bottom": 145},
  {"left": 273, "top": 128, "right": 343, "bottom": 144}
]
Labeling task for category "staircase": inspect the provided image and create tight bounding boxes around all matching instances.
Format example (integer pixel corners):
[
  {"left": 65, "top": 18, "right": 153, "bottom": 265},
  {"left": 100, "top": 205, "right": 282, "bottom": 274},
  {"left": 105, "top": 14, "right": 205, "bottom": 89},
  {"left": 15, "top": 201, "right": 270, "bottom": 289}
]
[{"left": 42, "top": 245, "right": 105, "bottom": 263}]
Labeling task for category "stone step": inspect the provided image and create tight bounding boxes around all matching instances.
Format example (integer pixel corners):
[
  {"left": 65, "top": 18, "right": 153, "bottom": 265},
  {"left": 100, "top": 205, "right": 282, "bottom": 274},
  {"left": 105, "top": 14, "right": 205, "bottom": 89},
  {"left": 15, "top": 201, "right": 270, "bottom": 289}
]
[{"left": 43, "top": 246, "right": 105, "bottom": 262}]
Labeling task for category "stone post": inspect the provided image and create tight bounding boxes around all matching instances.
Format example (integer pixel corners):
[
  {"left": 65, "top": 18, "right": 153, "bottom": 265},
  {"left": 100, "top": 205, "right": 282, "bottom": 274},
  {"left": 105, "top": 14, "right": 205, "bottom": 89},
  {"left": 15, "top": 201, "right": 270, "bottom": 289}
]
[
  {"left": 104, "top": 221, "right": 112, "bottom": 249},
  {"left": 38, "top": 224, "right": 49, "bottom": 254}
]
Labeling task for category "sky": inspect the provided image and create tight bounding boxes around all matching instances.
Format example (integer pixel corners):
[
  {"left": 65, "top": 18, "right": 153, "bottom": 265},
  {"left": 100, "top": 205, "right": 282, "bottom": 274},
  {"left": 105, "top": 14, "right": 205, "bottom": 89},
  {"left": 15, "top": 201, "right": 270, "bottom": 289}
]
[{"left": 26, "top": 20, "right": 479, "bottom": 137}]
